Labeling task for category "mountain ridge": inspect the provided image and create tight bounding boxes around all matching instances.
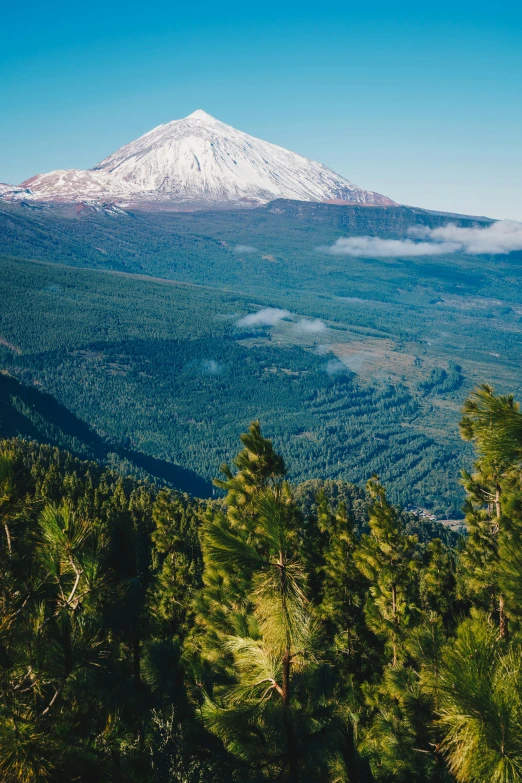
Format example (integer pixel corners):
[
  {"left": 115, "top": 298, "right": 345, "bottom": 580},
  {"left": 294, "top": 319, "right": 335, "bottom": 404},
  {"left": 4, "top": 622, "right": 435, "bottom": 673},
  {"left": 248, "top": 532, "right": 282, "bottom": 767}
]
[{"left": 0, "top": 371, "right": 212, "bottom": 496}]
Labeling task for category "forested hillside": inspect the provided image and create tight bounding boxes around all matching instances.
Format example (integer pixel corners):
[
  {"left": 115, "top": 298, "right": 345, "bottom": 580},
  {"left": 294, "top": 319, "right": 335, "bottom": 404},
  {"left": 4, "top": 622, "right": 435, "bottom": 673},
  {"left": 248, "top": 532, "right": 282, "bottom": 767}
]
[
  {"left": 1, "top": 200, "right": 521, "bottom": 515},
  {"left": 0, "top": 371, "right": 211, "bottom": 495},
  {"left": 0, "top": 253, "right": 471, "bottom": 515},
  {"left": 1, "top": 384, "right": 522, "bottom": 782},
  {"left": 0, "top": 200, "right": 491, "bottom": 279}
]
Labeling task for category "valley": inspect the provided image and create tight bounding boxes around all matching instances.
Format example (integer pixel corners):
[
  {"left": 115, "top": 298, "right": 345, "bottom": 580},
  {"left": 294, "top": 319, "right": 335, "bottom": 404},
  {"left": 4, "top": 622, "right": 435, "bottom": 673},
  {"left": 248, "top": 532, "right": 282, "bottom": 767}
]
[{"left": 1, "top": 198, "right": 521, "bottom": 515}]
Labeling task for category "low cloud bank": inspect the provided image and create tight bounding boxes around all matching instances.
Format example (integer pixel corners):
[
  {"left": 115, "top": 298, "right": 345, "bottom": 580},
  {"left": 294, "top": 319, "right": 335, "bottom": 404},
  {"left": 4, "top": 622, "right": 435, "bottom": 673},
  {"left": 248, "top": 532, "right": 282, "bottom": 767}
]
[
  {"left": 322, "top": 237, "right": 459, "bottom": 257},
  {"left": 294, "top": 318, "right": 326, "bottom": 333},
  {"left": 321, "top": 220, "right": 522, "bottom": 258},
  {"left": 237, "top": 308, "right": 291, "bottom": 326},
  {"left": 236, "top": 309, "right": 327, "bottom": 332},
  {"left": 409, "top": 220, "right": 522, "bottom": 255}
]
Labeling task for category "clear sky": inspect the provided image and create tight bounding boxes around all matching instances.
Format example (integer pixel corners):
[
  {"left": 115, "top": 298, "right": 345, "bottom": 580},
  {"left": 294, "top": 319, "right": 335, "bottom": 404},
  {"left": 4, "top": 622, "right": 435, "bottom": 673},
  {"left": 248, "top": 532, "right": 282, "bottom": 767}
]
[{"left": 1, "top": 0, "right": 521, "bottom": 219}]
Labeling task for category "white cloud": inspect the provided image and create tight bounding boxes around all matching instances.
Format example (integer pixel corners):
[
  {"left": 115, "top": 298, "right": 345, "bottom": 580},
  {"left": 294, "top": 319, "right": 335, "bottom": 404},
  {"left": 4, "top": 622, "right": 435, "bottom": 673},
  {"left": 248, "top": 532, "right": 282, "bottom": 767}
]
[
  {"left": 409, "top": 220, "right": 522, "bottom": 255},
  {"left": 294, "top": 318, "right": 326, "bottom": 333},
  {"left": 321, "top": 236, "right": 459, "bottom": 258},
  {"left": 320, "top": 220, "right": 522, "bottom": 258},
  {"left": 233, "top": 244, "right": 257, "bottom": 254},
  {"left": 236, "top": 308, "right": 291, "bottom": 327}
]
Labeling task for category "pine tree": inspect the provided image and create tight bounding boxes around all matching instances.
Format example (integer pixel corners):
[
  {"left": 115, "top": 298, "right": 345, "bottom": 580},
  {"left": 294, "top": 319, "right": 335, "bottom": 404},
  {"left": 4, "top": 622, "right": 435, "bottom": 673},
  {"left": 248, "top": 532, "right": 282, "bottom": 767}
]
[
  {"left": 0, "top": 450, "right": 30, "bottom": 561},
  {"left": 355, "top": 477, "right": 419, "bottom": 666},
  {"left": 314, "top": 491, "right": 368, "bottom": 672},
  {"left": 460, "top": 384, "right": 522, "bottom": 468},
  {"left": 438, "top": 611, "right": 522, "bottom": 783},
  {"left": 0, "top": 497, "right": 110, "bottom": 782},
  {"left": 419, "top": 539, "right": 455, "bottom": 620},
  {"left": 190, "top": 421, "right": 288, "bottom": 679},
  {"left": 196, "top": 425, "right": 347, "bottom": 782},
  {"left": 360, "top": 663, "right": 441, "bottom": 782},
  {"left": 149, "top": 490, "right": 202, "bottom": 638},
  {"left": 460, "top": 384, "right": 522, "bottom": 637}
]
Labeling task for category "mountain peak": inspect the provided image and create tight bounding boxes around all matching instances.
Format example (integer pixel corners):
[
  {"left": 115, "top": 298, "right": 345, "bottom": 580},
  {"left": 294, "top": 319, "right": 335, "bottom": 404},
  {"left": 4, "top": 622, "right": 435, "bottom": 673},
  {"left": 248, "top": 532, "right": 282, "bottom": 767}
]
[
  {"left": 17, "top": 112, "right": 395, "bottom": 208},
  {"left": 185, "top": 109, "right": 217, "bottom": 121}
]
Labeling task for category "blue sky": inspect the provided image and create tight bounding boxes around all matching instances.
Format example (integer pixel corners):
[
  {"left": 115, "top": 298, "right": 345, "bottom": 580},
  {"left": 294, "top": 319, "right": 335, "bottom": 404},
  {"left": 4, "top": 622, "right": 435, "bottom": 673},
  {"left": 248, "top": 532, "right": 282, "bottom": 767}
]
[{"left": 1, "top": 0, "right": 521, "bottom": 219}]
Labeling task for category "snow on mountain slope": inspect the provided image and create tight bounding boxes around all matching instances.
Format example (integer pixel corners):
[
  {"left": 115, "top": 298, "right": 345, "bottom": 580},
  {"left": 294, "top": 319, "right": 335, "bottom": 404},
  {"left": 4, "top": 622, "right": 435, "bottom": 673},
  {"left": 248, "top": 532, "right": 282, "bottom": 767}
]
[
  {"left": 21, "top": 169, "right": 140, "bottom": 198},
  {"left": 0, "top": 183, "right": 23, "bottom": 196},
  {"left": 18, "top": 110, "right": 395, "bottom": 207}
]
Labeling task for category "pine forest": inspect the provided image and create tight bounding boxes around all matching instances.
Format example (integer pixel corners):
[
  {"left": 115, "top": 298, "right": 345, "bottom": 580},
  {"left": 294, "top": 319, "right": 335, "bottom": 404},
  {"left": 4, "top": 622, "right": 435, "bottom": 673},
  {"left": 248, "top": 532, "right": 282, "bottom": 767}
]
[{"left": 2, "top": 384, "right": 522, "bottom": 783}]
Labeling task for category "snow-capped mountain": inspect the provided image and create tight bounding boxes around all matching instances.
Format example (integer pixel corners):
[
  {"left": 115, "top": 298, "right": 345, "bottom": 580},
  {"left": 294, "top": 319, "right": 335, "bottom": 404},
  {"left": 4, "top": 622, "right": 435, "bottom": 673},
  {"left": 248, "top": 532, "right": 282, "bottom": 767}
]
[{"left": 16, "top": 110, "right": 394, "bottom": 207}]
